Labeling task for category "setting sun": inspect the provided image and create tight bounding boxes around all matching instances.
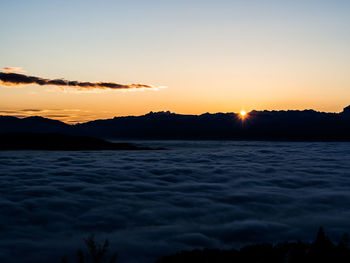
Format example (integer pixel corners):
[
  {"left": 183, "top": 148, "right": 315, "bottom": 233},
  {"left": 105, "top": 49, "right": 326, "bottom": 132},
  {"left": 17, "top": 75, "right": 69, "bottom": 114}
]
[{"left": 240, "top": 110, "right": 247, "bottom": 118}]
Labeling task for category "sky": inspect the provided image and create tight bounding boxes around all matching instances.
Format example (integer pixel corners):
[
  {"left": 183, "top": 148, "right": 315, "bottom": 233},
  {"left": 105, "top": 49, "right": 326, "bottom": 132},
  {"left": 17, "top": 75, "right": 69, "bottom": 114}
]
[{"left": 1, "top": 0, "right": 349, "bottom": 123}]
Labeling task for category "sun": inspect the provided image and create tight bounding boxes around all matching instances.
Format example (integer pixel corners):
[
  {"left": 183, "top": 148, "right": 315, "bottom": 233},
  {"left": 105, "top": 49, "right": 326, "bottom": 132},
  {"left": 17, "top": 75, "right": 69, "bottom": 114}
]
[{"left": 240, "top": 110, "right": 247, "bottom": 118}]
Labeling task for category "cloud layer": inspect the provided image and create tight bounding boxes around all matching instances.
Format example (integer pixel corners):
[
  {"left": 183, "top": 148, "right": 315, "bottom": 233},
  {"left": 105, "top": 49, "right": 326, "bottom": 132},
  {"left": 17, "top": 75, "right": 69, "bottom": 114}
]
[
  {"left": 1, "top": 141, "right": 350, "bottom": 262},
  {"left": 0, "top": 71, "right": 153, "bottom": 90}
]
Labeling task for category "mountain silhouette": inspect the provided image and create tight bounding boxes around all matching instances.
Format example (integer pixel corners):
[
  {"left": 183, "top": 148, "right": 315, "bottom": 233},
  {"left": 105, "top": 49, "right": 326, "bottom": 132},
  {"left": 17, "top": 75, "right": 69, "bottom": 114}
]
[
  {"left": 1, "top": 106, "right": 350, "bottom": 141},
  {"left": 0, "top": 115, "right": 71, "bottom": 133}
]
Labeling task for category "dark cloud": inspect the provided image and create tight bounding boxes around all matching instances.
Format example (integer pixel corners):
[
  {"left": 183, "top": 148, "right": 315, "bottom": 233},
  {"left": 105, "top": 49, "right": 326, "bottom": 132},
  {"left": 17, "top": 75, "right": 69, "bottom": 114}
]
[
  {"left": 21, "top": 109, "right": 43, "bottom": 112},
  {"left": 0, "top": 110, "right": 20, "bottom": 114},
  {"left": 0, "top": 72, "right": 154, "bottom": 90},
  {"left": 44, "top": 114, "right": 70, "bottom": 118}
]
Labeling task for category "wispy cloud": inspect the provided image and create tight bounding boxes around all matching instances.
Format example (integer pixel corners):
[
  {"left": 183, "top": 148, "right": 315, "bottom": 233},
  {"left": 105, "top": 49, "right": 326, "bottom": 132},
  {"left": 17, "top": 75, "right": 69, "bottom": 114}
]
[
  {"left": 0, "top": 69, "right": 160, "bottom": 91},
  {"left": 21, "top": 109, "right": 43, "bottom": 112},
  {"left": 0, "top": 108, "right": 114, "bottom": 124},
  {"left": 2, "top": 67, "right": 26, "bottom": 74}
]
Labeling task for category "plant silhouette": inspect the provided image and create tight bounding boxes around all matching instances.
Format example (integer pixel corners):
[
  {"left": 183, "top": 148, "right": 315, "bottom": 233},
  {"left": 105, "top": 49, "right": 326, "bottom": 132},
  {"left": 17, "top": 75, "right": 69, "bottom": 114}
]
[
  {"left": 62, "top": 235, "right": 117, "bottom": 263},
  {"left": 156, "top": 227, "right": 350, "bottom": 263},
  {"left": 61, "top": 228, "right": 350, "bottom": 263}
]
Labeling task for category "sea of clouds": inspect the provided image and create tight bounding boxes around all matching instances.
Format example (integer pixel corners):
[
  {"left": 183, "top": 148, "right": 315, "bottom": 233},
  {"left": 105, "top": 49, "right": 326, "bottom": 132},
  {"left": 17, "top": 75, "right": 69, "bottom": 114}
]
[{"left": 0, "top": 141, "right": 350, "bottom": 262}]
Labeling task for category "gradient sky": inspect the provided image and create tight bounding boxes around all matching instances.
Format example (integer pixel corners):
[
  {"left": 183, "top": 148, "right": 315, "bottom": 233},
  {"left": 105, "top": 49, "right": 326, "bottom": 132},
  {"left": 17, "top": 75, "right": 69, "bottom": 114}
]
[{"left": 1, "top": 0, "right": 349, "bottom": 123}]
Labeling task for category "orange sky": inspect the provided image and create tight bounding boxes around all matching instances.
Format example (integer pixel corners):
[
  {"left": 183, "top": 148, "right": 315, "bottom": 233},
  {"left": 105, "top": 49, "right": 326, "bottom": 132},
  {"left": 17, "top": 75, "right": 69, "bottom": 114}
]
[{"left": 1, "top": 1, "right": 349, "bottom": 123}]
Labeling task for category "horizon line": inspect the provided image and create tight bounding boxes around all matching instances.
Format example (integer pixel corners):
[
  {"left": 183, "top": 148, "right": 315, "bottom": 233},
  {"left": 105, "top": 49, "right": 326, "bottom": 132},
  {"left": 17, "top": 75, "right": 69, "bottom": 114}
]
[{"left": 1, "top": 105, "right": 349, "bottom": 125}]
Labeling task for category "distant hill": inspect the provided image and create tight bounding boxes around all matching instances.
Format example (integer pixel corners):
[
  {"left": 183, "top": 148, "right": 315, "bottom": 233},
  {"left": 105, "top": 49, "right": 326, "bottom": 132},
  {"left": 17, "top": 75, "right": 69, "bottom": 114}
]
[
  {"left": 0, "top": 116, "right": 72, "bottom": 134},
  {"left": 1, "top": 106, "right": 350, "bottom": 141}
]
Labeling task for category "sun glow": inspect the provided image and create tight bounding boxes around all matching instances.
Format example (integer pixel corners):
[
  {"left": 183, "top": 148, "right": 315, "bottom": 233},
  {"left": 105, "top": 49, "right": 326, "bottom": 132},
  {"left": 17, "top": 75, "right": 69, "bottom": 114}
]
[{"left": 240, "top": 110, "right": 247, "bottom": 118}]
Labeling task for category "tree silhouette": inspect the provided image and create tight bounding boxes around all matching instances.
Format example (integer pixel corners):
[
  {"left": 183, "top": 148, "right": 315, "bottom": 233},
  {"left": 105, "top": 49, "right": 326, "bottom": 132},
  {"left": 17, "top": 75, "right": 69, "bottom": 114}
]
[{"left": 62, "top": 235, "right": 118, "bottom": 263}]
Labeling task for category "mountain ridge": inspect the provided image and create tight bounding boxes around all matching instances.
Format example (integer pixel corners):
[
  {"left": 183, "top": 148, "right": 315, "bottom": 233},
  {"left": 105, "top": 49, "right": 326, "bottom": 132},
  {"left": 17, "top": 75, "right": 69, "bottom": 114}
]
[{"left": 1, "top": 106, "right": 350, "bottom": 141}]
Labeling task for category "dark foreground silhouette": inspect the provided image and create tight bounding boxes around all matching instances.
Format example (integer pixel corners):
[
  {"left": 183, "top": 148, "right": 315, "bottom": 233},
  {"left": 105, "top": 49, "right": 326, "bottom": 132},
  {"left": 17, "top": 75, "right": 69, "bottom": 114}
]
[
  {"left": 62, "top": 235, "right": 118, "bottom": 263},
  {"left": 64, "top": 228, "right": 350, "bottom": 263},
  {"left": 0, "top": 133, "right": 153, "bottom": 150},
  {"left": 1, "top": 105, "right": 350, "bottom": 141},
  {"left": 157, "top": 228, "right": 350, "bottom": 263}
]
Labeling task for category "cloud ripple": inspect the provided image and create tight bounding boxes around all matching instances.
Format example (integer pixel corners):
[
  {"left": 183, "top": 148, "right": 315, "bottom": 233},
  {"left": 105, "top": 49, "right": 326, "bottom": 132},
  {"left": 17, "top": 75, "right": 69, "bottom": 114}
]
[{"left": 0, "top": 141, "right": 350, "bottom": 262}]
